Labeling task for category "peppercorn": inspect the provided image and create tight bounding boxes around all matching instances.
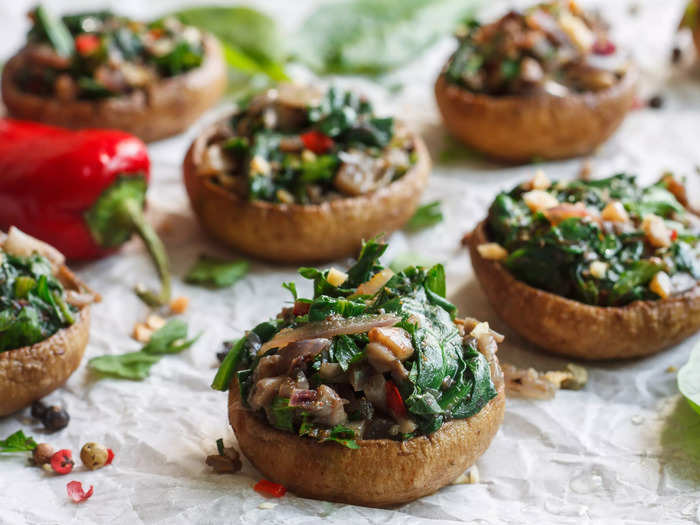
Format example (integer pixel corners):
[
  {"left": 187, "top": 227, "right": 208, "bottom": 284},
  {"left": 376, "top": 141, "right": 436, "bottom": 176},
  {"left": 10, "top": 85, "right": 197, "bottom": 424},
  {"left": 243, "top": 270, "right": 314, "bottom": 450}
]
[
  {"left": 648, "top": 95, "right": 664, "bottom": 109},
  {"left": 30, "top": 400, "right": 48, "bottom": 420},
  {"left": 43, "top": 406, "right": 70, "bottom": 432},
  {"left": 671, "top": 46, "right": 682, "bottom": 64},
  {"left": 32, "top": 443, "right": 54, "bottom": 465},
  {"left": 50, "top": 449, "right": 74, "bottom": 475},
  {"left": 80, "top": 442, "right": 109, "bottom": 470}
]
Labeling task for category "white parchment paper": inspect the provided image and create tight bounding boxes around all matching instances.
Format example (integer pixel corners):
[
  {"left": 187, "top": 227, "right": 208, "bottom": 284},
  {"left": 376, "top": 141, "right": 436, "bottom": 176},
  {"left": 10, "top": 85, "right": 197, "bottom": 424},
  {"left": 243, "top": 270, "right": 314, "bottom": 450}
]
[{"left": 1, "top": 1, "right": 700, "bottom": 523}]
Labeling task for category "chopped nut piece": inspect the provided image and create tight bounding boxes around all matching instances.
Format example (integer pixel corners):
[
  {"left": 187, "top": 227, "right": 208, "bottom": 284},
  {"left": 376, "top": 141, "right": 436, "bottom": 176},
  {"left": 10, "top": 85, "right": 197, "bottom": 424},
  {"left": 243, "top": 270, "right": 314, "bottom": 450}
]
[
  {"left": 369, "top": 327, "right": 414, "bottom": 360},
  {"left": 453, "top": 465, "right": 480, "bottom": 484},
  {"left": 649, "top": 271, "right": 671, "bottom": 299},
  {"left": 250, "top": 155, "right": 271, "bottom": 176},
  {"left": 327, "top": 267, "right": 349, "bottom": 287},
  {"left": 206, "top": 454, "right": 242, "bottom": 473},
  {"left": 523, "top": 190, "right": 559, "bottom": 213},
  {"left": 561, "top": 364, "right": 588, "bottom": 390},
  {"left": 666, "top": 365, "right": 677, "bottom": 373},
  {"left": 32, "top": 443, "right": 54, "bottom": 466},
  {"left": 133, "top": 323, "right": 153, "bottom": 343},
  {"left": 559, "top": 11, "right": 595, "bottom": 52},
  {"left": 145, "top": 314, "right": 166, "bottom": 331},
  {"left": 301, "top": 149, "right": 317, "bottom": 163},
  {"left": 601, "top": 200, "right": 630, "bottom": 223},
  {"left": 276, "top": 189, "right": 295, "bottom": 204},
  {"left": 642, "top": 214, "right": 671, "bottom": 248},
  {"left": 258, "top": 502, "right": 278, "bottom": 510},
  {"left": 530, "top": 169, "right": 551, "bottom": 190},
  {"left": 170, "top": 296, "right": 189, "bottom": 314},
  {"left": 477, "top": 242, "right": 508, "bottom": 260},
  {"left": 589, "top": 261, "right": 608, "bottom": 279},
  {"left": 660, "top": 172, "right": 688, "bottom": 206},
  {"left": 503, "top": 362, "right": 588, "bottom": 399}
]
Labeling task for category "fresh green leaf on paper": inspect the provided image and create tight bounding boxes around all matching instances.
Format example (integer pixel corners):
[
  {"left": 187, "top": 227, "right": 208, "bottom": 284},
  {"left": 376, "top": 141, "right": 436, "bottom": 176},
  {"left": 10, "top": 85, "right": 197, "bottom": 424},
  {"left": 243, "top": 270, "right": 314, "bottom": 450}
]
[
  {"left": 0, "top": 430, "right": 37, "bottom": 453},
  {"left": 185, "top": 255, "right": 249, "bottom": 289},
  {"left": 294, "top": 0, "right": 482, "bottom": 74},
  {"left": 679, "top": 340, "right": 700, "bottom": 416},
  {"left": 406, "top": 201, "right": 444, "bottom": 231}
]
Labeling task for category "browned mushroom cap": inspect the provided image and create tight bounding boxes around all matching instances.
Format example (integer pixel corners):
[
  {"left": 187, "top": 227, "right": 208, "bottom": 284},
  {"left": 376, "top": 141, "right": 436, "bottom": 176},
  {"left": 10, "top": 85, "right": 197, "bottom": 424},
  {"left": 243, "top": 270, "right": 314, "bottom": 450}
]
[
  {"left": 466, "top": 220, "right": 700, "bottom": 360},
  {"left": 1, "top": 34, "right": 227, "bottom": 143},
  {"left": 183, "top": 121, "right": 431, "bottom": 264},
  {"left": 434, "top": 66, "right": 637, "bottom": 163},
  {"left": 228, "top": 348, "right": 504, "bottom": 508},
  {"left": 0, "top": 265, "right": 94, "bottom": 417}
]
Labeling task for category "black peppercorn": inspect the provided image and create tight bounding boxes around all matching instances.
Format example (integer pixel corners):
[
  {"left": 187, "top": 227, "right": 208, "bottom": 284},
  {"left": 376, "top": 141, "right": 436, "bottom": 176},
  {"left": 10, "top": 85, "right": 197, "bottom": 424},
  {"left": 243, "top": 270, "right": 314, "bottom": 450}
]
[
  {"left": 648, "top": 95, "right": 664, "bottom": 109},
  {"left": 43, "top": 406, "right": 70, "bottom": 432},
  {"left": 30, "top": 400, "right": 48, "bottom": 420}
]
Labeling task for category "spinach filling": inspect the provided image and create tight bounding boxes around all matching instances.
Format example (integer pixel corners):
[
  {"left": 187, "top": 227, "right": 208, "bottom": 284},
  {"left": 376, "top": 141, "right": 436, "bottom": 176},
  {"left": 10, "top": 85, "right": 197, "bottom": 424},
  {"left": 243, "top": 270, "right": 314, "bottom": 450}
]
[
  {"left": 486, "top": 173, "right": 700, "bottom": 307},
  {"left": 212, "top": 240, "right": 497, "bottom": 447},
  {"left": 19, "top": 8, "right": 204, "bottom": 99},
  {"left": 0, "top": 252, "right": 76, "bottom": 352},
  {"left": 203, "top": 86, "right": 416, "bottom": 204}
]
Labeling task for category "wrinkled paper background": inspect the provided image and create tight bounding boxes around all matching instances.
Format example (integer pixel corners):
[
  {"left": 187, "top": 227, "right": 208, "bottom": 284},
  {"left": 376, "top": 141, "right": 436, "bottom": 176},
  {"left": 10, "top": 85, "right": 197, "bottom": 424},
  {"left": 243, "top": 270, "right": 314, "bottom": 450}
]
[{"left": 1, "top": 0, "right": 700, "bottom": 523}]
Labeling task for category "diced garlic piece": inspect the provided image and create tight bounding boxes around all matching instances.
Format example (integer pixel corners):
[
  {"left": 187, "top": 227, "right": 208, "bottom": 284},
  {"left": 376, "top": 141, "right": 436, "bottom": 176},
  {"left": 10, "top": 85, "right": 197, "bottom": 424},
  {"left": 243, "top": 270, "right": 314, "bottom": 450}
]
[
  {"left": 589, "top": 261, "right": 608, "bottom": 279},
  {"left": 469, "top": 321, "right": 492, "bottom": 339},
  {"left": 477, "top": 242, "right": 508, "bottom": 260},
  {"left": 327, "top": 267, "right": 349, "bottom": 287},
  {"left": 133, "top": 323, "right": 153, "bottom": 343},
  {"left": 642, "top": 214, "right": 672, "bottom": 248},
  {"left": 523, "top": 190, "right": 559, "bottom": 213},
  {"left": 601, "top": 201, "right": 630, "bottom": 223},
  {"left": 559, "top": 12, "right": 595, "bottom": 52},
  {"left": 530, "top": 169, "right": 551, "bottom": 190},
  {"left": 250, "top": 155, "right": 271, "bottom": 176},
  {"left": 301, "top": 149, "right": 317, "bottom": 163},
  {"left": 649, "top": 271, "right": 671, "bottom": 299},
  {"left": 453, "top": 466, "right": 480, "bottom": 485}
]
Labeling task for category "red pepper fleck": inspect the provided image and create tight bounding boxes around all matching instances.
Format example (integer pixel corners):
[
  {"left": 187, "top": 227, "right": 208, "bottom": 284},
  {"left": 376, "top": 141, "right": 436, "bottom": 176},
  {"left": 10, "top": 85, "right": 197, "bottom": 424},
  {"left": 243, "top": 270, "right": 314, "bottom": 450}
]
[
  {"left": 105, "top": 449, "right": 115, "bottom": 465},
  {"left": 51, "top": 449, "right": 75, "bottom": 475},
  {"left": 75, "top": 34, "right": 100, "bottom": 56},
  {"left": 254, "top": 479, "right": 287, "bottom": 498},
  {"left": 300, "top": 131, "right": 334, "bottom": 155},
  {"left": 293, "top": 301, "right": 311, "bottom": 316},
  {"left": 385, "top": 379, "right": 407, "bottom": 418},
  {"left": 671, "top": 229, "right": 678, "bottom": 241},
  {"left": 592, "top": 39, "right": 616, "bottom": 56},
  {"left": 67, "top": 481, "right": 94, "bottom": 503}
]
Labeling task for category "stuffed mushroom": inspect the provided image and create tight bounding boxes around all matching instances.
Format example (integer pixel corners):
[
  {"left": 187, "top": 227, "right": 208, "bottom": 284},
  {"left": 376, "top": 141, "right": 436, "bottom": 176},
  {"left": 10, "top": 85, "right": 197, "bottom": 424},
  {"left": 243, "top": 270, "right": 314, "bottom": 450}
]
[
  {"left": 213, "top": 240, "right": 505, "bottom": 506},
  {"left": 466, "top": 171, "right": 700, "bottom": 359},
  {"left": 0, "top": 227, "right": 98, "bottom": 416},
  {"left": 1, "top": 7, "right": 226, "bottom": 142},
  {"left": 680, "top": 0, "right": 700, "bottom": 57},
  {"left": 435, "top": 1, "right": 637, "bottom": 162},
  {"left": 184, "top": 84, "right": 431, "bottom": 263}
]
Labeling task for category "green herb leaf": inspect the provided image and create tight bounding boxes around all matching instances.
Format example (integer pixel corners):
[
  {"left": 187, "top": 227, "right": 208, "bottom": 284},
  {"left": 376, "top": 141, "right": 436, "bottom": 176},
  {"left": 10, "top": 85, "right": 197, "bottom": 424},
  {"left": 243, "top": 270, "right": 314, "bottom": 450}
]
[
  {"left": 34, "top": 5, "right": 74, "bottom": 57},
  {"left": 172, "top": 6, "right": 287, "bottom": 80},
  {"left": 185, "top": 255, "right": 249, "bottom": 289},
  {"left": 0, "top": 430, "right": 37, "bottom": 453},
  {"left": 294, "top": 0, "right": 482, "bottom": 74},
  {"left": 406, "top": 201, "right": 443, "bottom": 231},
  {"left": 269, "top": 397, "right": 295, "bottom": 432},
  {"left": 211, "top": 336, "right": 246, "bottom": 391},
  {"left": 329, "top": 335, "right": 365, "bottom": 371},
  {"left": 89, "top": 319, "right": 199, "bottom": 380},
  {"left": 678, "top": 340, "right": 700, "bottom": 416},
  {"left": 325, "top": 425, "right": 360, "bottom": 449},
  {"left": 389, "top": 252, "right": 437, "bottom": 273},
  {"left": 88, "top": 351, "right": 161, "bottom": 380}
]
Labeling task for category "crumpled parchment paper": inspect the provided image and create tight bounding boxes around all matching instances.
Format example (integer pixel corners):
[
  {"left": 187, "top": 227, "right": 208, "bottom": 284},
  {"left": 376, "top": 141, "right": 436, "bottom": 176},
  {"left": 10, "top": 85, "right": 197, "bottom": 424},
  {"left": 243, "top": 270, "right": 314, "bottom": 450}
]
[{"left": 1, "top": 0, "right": 699, "bottom": 523}]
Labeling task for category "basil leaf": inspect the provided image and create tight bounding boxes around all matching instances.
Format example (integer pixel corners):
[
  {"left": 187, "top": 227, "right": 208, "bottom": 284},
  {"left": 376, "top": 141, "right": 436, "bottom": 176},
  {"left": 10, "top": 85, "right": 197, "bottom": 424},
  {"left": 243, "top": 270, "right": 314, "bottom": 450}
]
[
  {"left": 185, "top": 255, "right": 249, "bottom": 289},
  {"left": 346, "top": 238, "right": 388, "bottom": 288},
  {"left": 325, "top": 425, "right": 360, "bottom": 449},
  {"left": 88, "top": 351, "right": 161, "bottom": 380},
  {"left": 0, "top": 430, "right": 37, "bottom": 453},
  {"left": 269, "top": 396, "right": 295, "bottom": 432},
  {"left": 329, "top": 335, "right": 365, "bottom": 371},
  {"left": 294, "top": 0, "right": 482, "bottom": 74},
  {"left": 406, "top": 201, "right": 443, "bottom": 231},
  {"left": 172, "top": 6, "right": 287, "bottom": 80}
]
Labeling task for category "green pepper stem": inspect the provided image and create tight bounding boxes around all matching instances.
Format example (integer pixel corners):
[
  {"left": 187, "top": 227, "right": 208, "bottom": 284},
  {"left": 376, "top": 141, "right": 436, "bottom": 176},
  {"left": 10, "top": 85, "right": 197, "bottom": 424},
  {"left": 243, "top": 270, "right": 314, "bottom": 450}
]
[{"left": 120, "top": 199, "right": 172, "bottom": 308}]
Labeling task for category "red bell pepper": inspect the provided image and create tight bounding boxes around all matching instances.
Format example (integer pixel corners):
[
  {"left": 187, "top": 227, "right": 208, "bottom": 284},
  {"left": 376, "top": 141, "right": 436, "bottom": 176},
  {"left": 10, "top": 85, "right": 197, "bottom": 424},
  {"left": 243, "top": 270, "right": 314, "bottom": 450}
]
[
  {"left": 300, "top": 131, "right": 334, "bottom": 155},
  {"left": 0, "top": 119, "right": 170, "bottom": 306},
  {"left": 385, "top": 379, "right": 407, "bottom": 419},
  {"left": 253, "top": 479, "right": 287, "bottom": 498}
]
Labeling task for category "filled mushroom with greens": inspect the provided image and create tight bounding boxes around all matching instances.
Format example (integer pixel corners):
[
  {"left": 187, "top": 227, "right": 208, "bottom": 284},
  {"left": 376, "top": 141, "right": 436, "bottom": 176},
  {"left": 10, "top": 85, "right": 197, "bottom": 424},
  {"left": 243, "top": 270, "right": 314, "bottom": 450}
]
[
  {"left": 213, "top": 239, "right": 505, "bottom": 506},
  {"left": 184, "top": 84, "right": 430, "bottom": 263},
  {"left": 466, "top": 171, "right": 700, "bottom": 359},
  {"left": 435, "top": 0, "right": 636, "bottom": 162},
  {"left": 2, "top": 7, "right": 226, "bottom": 142}
]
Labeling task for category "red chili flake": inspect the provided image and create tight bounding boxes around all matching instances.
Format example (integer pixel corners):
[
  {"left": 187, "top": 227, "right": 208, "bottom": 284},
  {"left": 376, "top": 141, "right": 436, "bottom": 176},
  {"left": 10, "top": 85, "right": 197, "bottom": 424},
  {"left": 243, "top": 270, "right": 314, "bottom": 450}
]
[
  {"left": 74, "top": 34, "right": 100, "bottom": 56},
  {"left": 385, "top": 379, "right": 407, "bottom": 419},
  {"left": 67, "top": 481, "right": 94, "bottom": 503},
  {"left": 254, "top": 479, "right": 287, "bottom": 498},
  {"left": 592, "top": 39, "right": 616, "bottom": 56},
  {"left": 671, "top": 229, "right": 678, "bottom": 241},
  {"left": 50, "top": 449, "right": 74, "bottom": 475},
  {"left": 293, "top": 301, "right": 310, "bottom": 316},
  {"left": 105, "top": 449, "right": 115, "bottom": 465},
  {"left": 300, "top": 131, "right": 334, "bottom": 155}
]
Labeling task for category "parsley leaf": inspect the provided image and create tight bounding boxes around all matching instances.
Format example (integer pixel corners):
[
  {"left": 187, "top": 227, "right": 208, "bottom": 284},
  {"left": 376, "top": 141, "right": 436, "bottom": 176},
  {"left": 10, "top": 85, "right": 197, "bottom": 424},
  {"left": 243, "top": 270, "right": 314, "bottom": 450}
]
[
  {"left": 0, "top": 430, "right": 37, "bottom": 453},
  {"left": 185, "top": 255, "right": 249, "bottom": 289}
]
